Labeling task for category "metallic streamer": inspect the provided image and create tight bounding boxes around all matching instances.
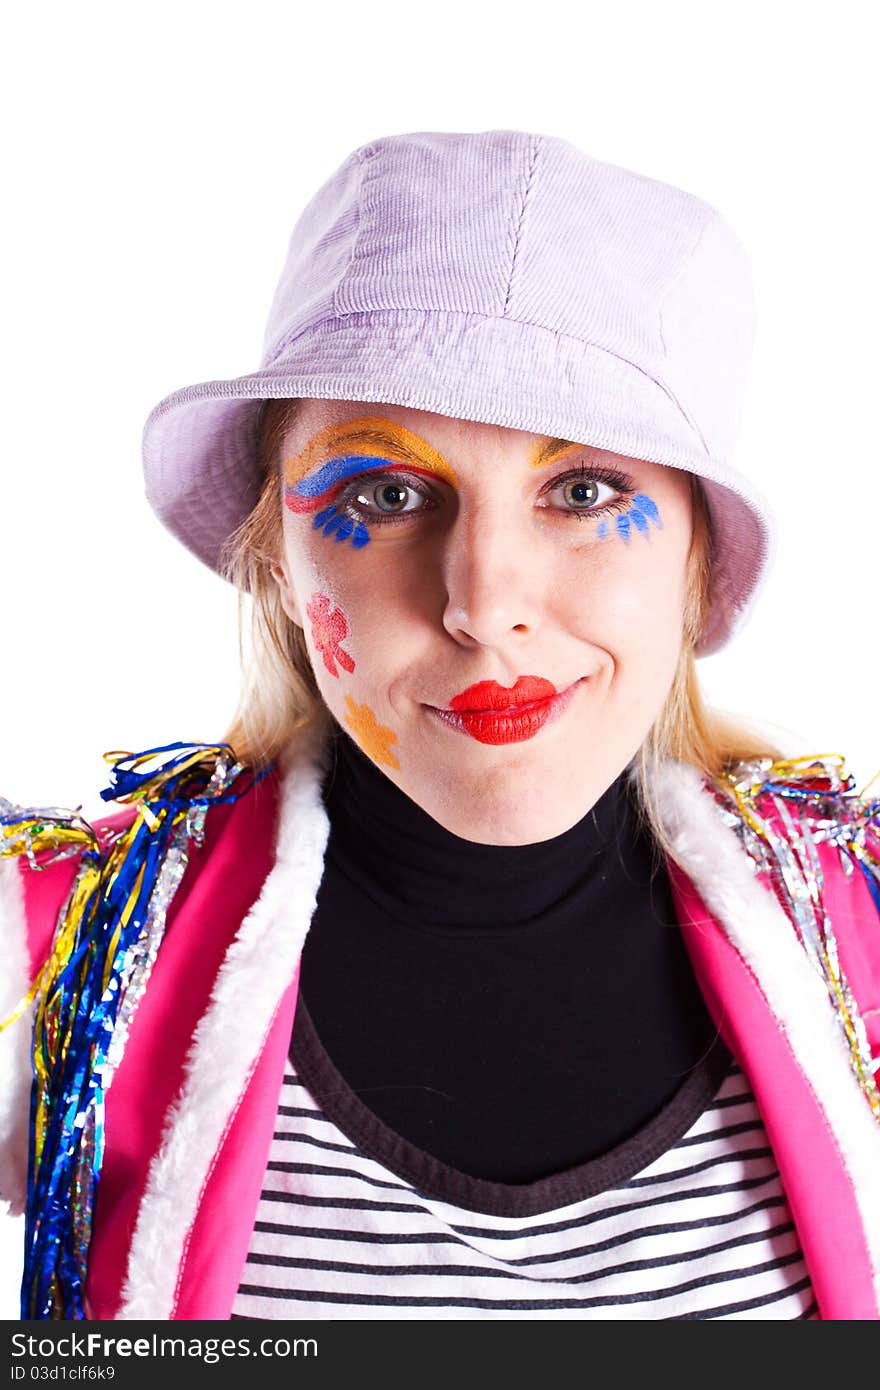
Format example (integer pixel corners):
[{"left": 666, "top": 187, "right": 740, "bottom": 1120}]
[
  {"left": 0, "top": 741, "right": 273, "bottom": 1319},
  {"left": 711, "top": 753, "right": 880, "bottom": 1118}
]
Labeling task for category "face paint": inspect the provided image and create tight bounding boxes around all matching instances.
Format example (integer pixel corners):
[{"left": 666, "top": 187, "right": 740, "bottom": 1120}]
[
  {"left": 305, "top": 592, "right": 356, "bottom": 678},
  {"left": 282, "top": 417, "right": 459, "bottom": 551},
  {"left": 529, "top": 440, "right": 662, "bottom": 539},
  {"left": 311, "top": 503, "right": 371, "bottom": 549},
  {"left": 344, "top": 696, "right": 400, "bottom": 770},
  {"left": 596, "top": 492, "right": 663, "bottom": 542}
]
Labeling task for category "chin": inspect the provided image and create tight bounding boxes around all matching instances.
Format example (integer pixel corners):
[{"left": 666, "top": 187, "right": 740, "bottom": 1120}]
[{"left": 426, "top": 773, "right": 580, "bottom": 846}]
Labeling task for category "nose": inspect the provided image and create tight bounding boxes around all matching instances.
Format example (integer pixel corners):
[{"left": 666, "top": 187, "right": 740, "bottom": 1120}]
[{"left": 440, "top": 499, "right": 542, "bottom": 648}]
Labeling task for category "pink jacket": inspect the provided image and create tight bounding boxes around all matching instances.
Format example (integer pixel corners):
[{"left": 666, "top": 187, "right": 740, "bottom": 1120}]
[{"left": 1, "top": 738, "right": 879, "bottom": 1320}]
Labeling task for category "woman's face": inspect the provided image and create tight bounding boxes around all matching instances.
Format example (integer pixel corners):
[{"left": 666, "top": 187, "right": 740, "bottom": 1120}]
[{"left": 270, "top": 399, "right": 694, "bottom": 845}]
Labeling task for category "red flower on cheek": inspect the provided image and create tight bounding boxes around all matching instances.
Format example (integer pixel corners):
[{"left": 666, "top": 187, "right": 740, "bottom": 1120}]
[{"left": 306, "top": 592, "right": 356, "bottom": 679}]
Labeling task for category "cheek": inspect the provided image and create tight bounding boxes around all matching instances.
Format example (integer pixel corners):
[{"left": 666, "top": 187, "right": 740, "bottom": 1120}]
[
  {"left": 304, "top": 590, "right": 357, "bottom": 680},
  {"left": 300, "top": 581, "right": 400, "bottom": 767},
  {"left": 300, "top": 583, "right": 403, "bottom": 770},
  {"left": 558, "top": 496, "right": 687, "bottom": 643},
  {"left": 304, "top": 579, "right": 415, "bottom": 694},
  {"left": 341, "top": 694, "right": 400, "bottom": 770},
  {"left": 295, "top": 514, "right": 432, "bottom": 659},
  {"left": 284, "top": 514, "right": 367, "bottom": 624}
]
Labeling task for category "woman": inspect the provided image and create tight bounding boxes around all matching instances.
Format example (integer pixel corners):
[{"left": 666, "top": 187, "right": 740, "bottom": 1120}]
[{"left": 1, "top": 129, "right": 878, "bottom": 1322}]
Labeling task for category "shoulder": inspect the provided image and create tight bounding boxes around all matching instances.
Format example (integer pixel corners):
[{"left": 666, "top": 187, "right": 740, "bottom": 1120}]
[
  {"left": 1, "top": 802, "right": 137, "bottom": 986},
  {"left": 650, "top": 749, "right": 879, "bottom": 948},
  {"left": 707, "top": 752, "right": 880, "bottom": 1024},
  {"left": 0, "top": 797, "right": 137, "bottom": 1216},
  {"left": 0, "top": 742, "right": 281, "bottom": 1215},
  {"left": 660, "top": 751, "right": 880, "bottom": 1117},
  {"left": 1, "top": 743, "right": 283, "bottom": 981},
  {"left": 705, "top": 753, "right": 880, "bottom": 881}
]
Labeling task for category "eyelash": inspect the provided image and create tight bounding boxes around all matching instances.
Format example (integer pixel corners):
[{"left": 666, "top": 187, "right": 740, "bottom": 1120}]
[{"left": 334, "top": 463, "right": 636, "bottom": 527}]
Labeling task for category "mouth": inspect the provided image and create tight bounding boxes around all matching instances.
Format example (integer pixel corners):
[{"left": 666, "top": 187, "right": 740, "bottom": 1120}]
[
  {"left": 447, "top": 676, "right": 558, "bottom": 712},
  {"left": 426, "top": 676, "right": 586, "bottom": 745}
]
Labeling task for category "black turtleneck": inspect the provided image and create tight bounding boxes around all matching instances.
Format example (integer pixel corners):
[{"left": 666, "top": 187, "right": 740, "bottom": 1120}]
[{"left": 295, "top": 724, "right": 720, "bottom": 1184}]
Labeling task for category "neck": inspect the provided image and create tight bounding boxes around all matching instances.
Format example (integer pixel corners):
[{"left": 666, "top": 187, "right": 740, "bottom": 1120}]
[{"left": 320, "top": 725, "right": 644, "bottom": 932}]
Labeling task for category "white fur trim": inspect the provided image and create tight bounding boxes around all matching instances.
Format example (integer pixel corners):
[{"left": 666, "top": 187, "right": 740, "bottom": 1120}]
[
  {"left": 650, "top": 756, "right": 880, "bottom": 1306},
  {"left": 116, "top": 737, "right": 331, "bottom": 1320},
  {"left": 0, "top": 857, "right": 35, "bottom": 1218}
]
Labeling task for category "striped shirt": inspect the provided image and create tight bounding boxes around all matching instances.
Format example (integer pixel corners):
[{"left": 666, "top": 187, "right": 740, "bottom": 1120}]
[{"left": 232, "top": 1001, "right": 817, "bottom": 1320}]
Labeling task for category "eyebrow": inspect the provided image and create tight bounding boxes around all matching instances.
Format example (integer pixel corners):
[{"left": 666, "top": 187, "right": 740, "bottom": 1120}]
[
  {"left": 293, "top": 420, "right": 584, "bottom": 474},
  {"left": 289, "top": 421, "right": 438, "bottom": 481},
  {"left": 530, "top": 437, "right": 584, "bottom": 469}
]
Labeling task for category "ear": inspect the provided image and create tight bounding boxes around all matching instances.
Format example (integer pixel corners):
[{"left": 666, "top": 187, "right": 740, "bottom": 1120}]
[{"left": 269, "top": 556, "right": 304, "bottom": 628}]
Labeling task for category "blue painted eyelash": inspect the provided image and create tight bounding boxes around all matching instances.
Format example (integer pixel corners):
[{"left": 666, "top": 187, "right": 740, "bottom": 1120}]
[
  {"left": 312, "top": 504, "right": 371, "bottom": 548},
  {"left": 596, "top": 491, "right": 663, "bottom": 542}
]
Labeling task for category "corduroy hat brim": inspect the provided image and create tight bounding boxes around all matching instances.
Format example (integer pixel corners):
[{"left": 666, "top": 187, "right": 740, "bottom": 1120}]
[{"left": 143, "top": 308, "right": 775, "bottom": 658}]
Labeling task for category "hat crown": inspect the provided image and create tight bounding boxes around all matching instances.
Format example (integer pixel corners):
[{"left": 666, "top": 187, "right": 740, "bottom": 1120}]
[{"left": 262, "top": 129, "right": 757, "bottom": 465}]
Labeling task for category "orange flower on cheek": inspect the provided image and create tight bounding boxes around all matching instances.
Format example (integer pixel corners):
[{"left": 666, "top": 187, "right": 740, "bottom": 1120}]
[
  {"left": 306, "top": 592, "right": 356, "bottom": 679},
  {"left": 344, "top": 696, "right": 400, "bottom": 770}
]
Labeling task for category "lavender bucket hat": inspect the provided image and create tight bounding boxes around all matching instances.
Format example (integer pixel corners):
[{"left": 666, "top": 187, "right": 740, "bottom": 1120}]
[{"left": 142, "top": 128, "right": 775, "bottom": 657}]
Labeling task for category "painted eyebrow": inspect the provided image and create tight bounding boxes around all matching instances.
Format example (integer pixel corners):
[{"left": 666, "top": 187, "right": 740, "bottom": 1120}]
[
  {"left": 285, "top": 420, "right": 455, "bottom": 490},
  {"left": 284, "top": 418, "right": 587, "bottom": 489},
  {"left": 322, "top": 426, "right": 431, "bottom": 470},
  {"left": 530, "top": 437, "right": 585, "bottom": 469},
  {"left": 340, "top": 429, "right": 583, "bottom": 469},
  {"left": 289, "top": 422, "right": 439, "bottom": 474}
]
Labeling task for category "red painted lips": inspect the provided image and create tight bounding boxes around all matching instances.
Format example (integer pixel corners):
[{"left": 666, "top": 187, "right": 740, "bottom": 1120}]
[
  {"left": 448, "top": 677, "right": 558, "bottom": 712},
  {"left": 431, "top": 676, "right": 573, "bottom": 745}
]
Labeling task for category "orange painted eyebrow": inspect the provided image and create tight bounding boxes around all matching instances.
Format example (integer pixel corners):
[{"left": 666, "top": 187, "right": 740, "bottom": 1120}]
[
  {"left": 529, "top": 437, "right": 585, "bottom": 469},
  {"left": 282, "top": 416, "right": 587, "bottom": 488},
  {"left": 283, "top": 417, "right": 459, "bottom": 489}
]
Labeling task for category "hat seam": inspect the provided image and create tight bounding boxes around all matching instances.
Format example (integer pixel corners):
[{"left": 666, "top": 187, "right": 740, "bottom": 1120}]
[
  {"left": 654, "top": 211, "right": 722, "bottom": 462},
  {"left": 329, "top": 144, "right": 375, "bottom": 324},
  {"left": 268, "top": 305, "right": 656, "bottom": 367},
  {"left": 501, "top": 134, "right": 543, "bottom": 318},
  {"left": 263, "top": 306, "right": 705, "bottom": 449},
  {"left": 656, "top": 209, "right": 721, "bottom": 357}
]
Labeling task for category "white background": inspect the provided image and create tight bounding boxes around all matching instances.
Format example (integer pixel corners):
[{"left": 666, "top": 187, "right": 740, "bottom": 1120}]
[{"left": 1, "top": 0, "right": 877, "bottom": 1318}]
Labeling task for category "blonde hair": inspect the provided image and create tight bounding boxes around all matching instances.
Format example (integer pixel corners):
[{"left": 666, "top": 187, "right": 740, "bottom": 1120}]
[{"left": 218, "top": 398, "right": 788, "bottom": 865}]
